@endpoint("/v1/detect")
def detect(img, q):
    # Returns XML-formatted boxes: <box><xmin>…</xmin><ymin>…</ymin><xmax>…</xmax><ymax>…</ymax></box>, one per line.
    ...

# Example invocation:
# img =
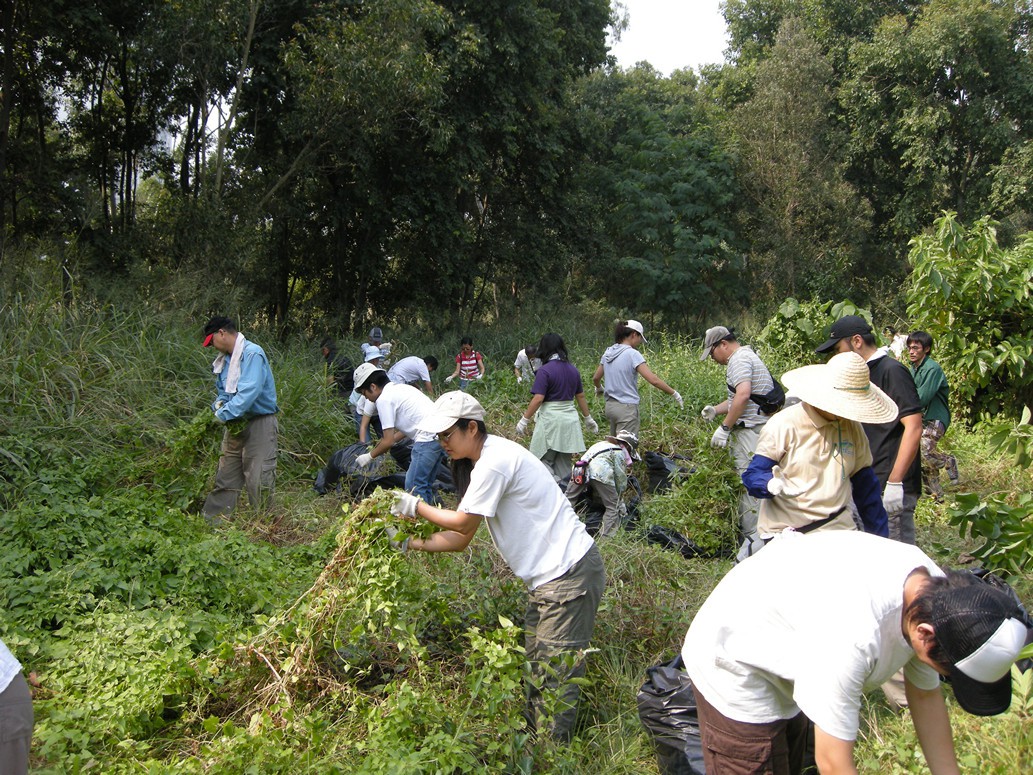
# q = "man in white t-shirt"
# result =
<box><xmin>682</xmin><ymin>530</ymin><xmax>1030</xmax><ymax>774</ymax></box>
<box><xmin>388</xmin><ymin>355</ymin><xmax>437</xmax><ymax>395</ymax></box>
<box><xmin>388</xmin><ymin>391</ymin><xmax>605</xmax><ymax>741</ymax></box>
<box><xmin>513</xmin><ymin>345</ymin><xmax>541</xmax><ymax>384</ymax></box>
<box><xmin>353</xmin><ymin>363</ymin><xmax>444</xmax><ymax>503</ymax></box>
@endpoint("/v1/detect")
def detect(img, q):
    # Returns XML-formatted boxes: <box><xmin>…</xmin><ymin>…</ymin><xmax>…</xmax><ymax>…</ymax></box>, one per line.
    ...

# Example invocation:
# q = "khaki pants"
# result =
<box><xmin>730</xmin><ymin>424</ymin><xmax>765</xmax><ymax>561</ymax></box>
<box><xmin>525</xmin><ymin>544</ymin><xmax>605</xmax><ymax>741</ymax></box>
<box><xmin>604</xmin><ymin>399</ymin><xmax>640</xmax><ymax>437</ymax></box>
<box><xmin>202</xmin><ymin>413</ymin><xmax>278</xmax><ymax>521</ymax></box>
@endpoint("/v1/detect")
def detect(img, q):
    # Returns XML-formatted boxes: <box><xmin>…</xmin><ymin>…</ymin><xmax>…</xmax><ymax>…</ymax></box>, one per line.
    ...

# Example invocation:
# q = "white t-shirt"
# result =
<box><xmin>388</xmin><ymin>355</ymin><xmax>431</xmax><ymax>385</ymax></box>
<box><xmin>600</xmin><ymin>343</ymin><xmax>646</xmax><ymax>404</ymax></box>
<box><xmin>363</xmin><ymin>382</ymin><xmax>435</xmax><ymax>443</ymax></box>
<box><xmin>459</xmin><ymin>435</ymin><xmax>595</xmax><ymax>589</ymax></box>
<box><xmin>514</xmin><ymin>350</ymin><xmax>542</xmax><ymax>380</ymax></box>
<box><xmin>682</xmin><ymin>531</ymin><xmax>943</xmax><ymax>742</ymax></box>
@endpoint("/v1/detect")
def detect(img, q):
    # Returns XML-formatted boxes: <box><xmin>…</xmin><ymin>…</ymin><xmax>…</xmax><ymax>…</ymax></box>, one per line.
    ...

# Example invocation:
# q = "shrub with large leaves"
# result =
<box><xmin>906</xmin><ymin>212</ymin><xmax>1033</xmax><ymax>422</ymax></box>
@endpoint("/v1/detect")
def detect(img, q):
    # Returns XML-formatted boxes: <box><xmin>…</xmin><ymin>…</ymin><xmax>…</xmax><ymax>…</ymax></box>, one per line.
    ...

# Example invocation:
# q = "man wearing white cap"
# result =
<box><xmin>353</xmin><ymin>362</ymin><xmax>444</xmax><ymax>504</ymax></box>
<box><xmin>592</xmin><ymin>319</ymin><xmax>682</xmax><ymax>437</ymax></box>
<box><xmin>700</xmin><ymin>325</ymin><xmax>778</xmax><ymax>560</ymax></box>
<box><xmin>387</xmin><ymin>391</ymin><xmax>605</xmax><ymax>741</ymax></box>
<box><xmin>742</xmin><ymin>352</ymin><xmax>893</xmax><ymax>540</ymax></box>
<box><xmin>682</xmin><ymin>529</ymin><xmax>1031</xmax><ymax>774</ymax></box>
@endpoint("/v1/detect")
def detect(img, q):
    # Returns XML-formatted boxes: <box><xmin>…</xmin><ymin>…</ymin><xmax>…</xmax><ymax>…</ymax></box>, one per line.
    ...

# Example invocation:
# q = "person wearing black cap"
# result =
<box><xmin>200</xmin><ymin>316</ymin><xmax>279</xmax><ymax>521</ymax></box>
<box><xmin>682</xmin><ymin>530</ymin><xmax>1031</xmax><ymax>775</ymax></box>
<box><xmin>816</xmin><ymin>314</ymin><xmax>923</xmax><ymax>544</ymax></box>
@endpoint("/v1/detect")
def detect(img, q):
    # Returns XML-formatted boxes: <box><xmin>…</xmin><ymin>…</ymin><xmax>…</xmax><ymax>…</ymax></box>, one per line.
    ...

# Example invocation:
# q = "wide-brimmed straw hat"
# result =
<box><xmin>781</xmin><ymin>352</ymin><xmax>898</xmax><ymax>423</ymax></box>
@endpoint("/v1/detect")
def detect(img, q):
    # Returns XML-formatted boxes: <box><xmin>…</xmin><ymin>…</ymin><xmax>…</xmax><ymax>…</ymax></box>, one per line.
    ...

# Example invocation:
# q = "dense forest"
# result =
<box><xmin>4</xmin><ymin>0</ymin><xmax>1033</xmax><ymax>332</ymax></box>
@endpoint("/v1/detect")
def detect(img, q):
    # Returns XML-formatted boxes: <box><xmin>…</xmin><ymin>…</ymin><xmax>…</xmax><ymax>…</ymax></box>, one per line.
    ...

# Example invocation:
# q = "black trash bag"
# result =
<box><xmin>646</xmin><ymin>525</ymin><xmax>706</xmax><ymax>559</ymax></box>
<box><xmin>637</xmin><ymin>655</ymin><xmax>706</xmax><ymax>775</ymax></box>
<box><xmin>644</xmin><ymin>451</ymin><xmax>695</xmax><ymax>493</ymax></box>
<box><xmin>623</xmin><ymin>474</ymin><xmax>643</xmax><ymax>530</ymax></box>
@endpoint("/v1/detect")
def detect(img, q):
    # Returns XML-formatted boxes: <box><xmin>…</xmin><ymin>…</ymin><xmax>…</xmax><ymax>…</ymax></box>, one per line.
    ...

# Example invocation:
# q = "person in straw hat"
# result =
<box><xmin>742</xmin><ymin>351</ymin><xmax>896</xmax><ymax>541</ymax></box>
<box><xmin>387</xmin><ymin>391</ymin><xmax>605</xmax><ymax>742</ymax></box>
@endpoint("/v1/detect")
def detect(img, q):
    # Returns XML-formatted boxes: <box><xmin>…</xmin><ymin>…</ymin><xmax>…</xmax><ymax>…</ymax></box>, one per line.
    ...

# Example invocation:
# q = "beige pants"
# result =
<box><xmin>202</xmin><ymin>413</ymin><xmax>278</xmax><ymax>521</ymax></box>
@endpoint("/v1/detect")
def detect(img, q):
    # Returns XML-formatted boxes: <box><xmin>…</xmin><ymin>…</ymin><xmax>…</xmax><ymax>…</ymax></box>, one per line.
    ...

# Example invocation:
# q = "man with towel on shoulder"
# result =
<box><xmin>201</xmin><ymin>316</ymin><xmax>279</xmax><ymax>522</ymax></box>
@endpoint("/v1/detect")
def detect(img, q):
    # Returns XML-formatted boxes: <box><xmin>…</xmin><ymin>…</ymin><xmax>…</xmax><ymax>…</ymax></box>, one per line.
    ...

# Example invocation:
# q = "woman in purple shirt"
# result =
<box><xmin>515</xmin><ymin>333</ymin><xmax>599</xmax><ymax>480</ymax></box>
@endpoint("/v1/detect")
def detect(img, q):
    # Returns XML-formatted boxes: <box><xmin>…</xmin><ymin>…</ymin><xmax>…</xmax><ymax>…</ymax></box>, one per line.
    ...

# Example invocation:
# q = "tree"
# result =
<box><xmin>730</xmin><ymin>17</ymin><xmax>870</xmax><ymax>308</ymax></box>
<box><xmin>907</xmin><ymin>211</ymin><xmax>1033</xmax><ymax>421</ymax></box>
<box><xmin>571</xmin><ymin>65</ymin><xmax>741</xmax><ymax>326</ymax></box>
<box><xmin>842</xmin><ymin>0</ymin><xmax>1033</xmax><ymax>263</ymax></box>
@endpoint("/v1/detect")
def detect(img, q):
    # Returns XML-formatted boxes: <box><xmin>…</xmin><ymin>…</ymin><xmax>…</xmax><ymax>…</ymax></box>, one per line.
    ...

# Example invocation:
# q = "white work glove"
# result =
<box><xmin>672</xmin><ymin>391</ymin><xmax>684</xmax><ymax>409</ymax></box>
<box><xmin>767</xmin><ymin>477</ymin><xmax>804</xmax><ymax>497</ymax></box>
<box><xmin>516</xmin><ymin>375</ymin><xmax>523</xmax><ymax>384</ymax></box>
<box><xmin>710</xmin><ymin>425</ymin><xmax>731</xmax><ymax>449</ymax></box>
<box><xmin>212</xmin><ymin>399</ymin><xmax>225</xmax><ymax>413</ymax></box>
<box><xmin>584</xmin><ymin>415</ymin><xmax>599</xmax><ymax>434</ymax></box>
<box><xmin>390</xmin><ymin>491</ymin><xmax>422</xmax><ymax>519</ymax></box>
<box><xmin>445</xmin><ymin>374</ymin><xmax>455</xmax><ymax>383</ymax></box>
<box><xmin>383</xmin><ymin>525</ymin><xmax>409</xmax><ymax>553</ymax></box>
<box><xmin>515</xmin><ymin>416</ymin><xmax>530</xmax><ymax>436</ymax></box>
<box><xmin>475</xmin><ymin>372</ymin><xmax>483</xmax><ymax>380</ymax></box>
<box><xmin>882</xmin><ymin>482</ymin><xmax>905</xmax><ymax>516</ymax></box>
<box><xmin>701</xmin><ymin>405</ymin><xmax>717</xmax><ymax>422</ymax></box>
<box><xmin>355</xmin><ymin>453</ymin><xmax>374</xmax><ymax>469</ymax></box>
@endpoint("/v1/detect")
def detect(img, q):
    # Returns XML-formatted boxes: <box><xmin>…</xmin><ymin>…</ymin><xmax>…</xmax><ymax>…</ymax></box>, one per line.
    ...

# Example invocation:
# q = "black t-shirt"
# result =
<box><xmin>864</xmin><ymin>354</ymin><xmax>923</xmax><ymax>495</ymax></box>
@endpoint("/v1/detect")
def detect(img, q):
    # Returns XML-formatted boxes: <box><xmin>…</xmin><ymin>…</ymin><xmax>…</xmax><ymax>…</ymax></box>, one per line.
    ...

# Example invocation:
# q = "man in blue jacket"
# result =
<box><xmin>201</xmin><ymin>316</ymin><xmax>279</xmax><ymax>522</ymax></box>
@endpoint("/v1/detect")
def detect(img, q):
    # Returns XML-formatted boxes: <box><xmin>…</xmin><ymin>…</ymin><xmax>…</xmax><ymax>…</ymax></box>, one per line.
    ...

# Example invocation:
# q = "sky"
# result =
<box><xmin>607</xmin><ymin>0</ymin><xmax>730</xmax><ymax>75</ymax></box>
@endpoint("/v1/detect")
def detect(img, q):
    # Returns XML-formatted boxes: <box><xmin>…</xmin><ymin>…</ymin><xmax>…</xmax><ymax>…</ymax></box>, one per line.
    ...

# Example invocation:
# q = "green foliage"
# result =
<box><xmin>906</xmin><ymin>212</ymin><xmax>1033</xmax><ymax>421</ymax></box>
<box><xmin>988</xmin><ymin>406</ymin><xmax>1033</xmax><ymax>469</ymax></box>
<box><xmin>947</xmin><ymin>492</ymin><xmax>1033</xmax><ymax>577</ymax></box>
<box><xmin>730</xmin><ymin>16</ymin><xmax>871</xmax><ymax>310</ymax></box>
<box><xmin>756</xmin><ymin>297</ymin><xmax>870</xmax><ymax>370</ymax></box>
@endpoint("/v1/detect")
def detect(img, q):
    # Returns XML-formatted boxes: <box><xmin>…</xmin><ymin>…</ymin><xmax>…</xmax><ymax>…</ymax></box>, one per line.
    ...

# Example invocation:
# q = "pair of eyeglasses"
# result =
<box><xmin>438</xmin><ymin>427</ymin><xmax>460</xmax><ymax>445</ymax></box>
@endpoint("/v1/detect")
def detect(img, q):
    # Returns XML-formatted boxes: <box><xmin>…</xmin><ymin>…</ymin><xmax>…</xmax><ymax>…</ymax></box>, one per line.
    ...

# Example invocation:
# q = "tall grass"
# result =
<box><xmin>1</xmin><ymin>276</ymin><xmax>1031</xmax><ymax>774</ymax></box>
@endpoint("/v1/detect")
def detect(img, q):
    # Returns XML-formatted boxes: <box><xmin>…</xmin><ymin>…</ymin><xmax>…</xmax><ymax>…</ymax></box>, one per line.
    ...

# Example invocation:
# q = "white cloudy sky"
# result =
<box><xmin>607</xmin><ymin>0</ymin><xmax>729</xmax><ymax>75</ymax></box>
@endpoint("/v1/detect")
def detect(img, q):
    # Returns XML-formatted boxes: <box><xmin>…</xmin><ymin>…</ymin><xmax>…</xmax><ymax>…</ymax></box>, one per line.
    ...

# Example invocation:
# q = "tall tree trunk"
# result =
<box><xmin>0</xmin><ymin>0</ymin><xmax>17</xmax><ymax>265</ymax></box>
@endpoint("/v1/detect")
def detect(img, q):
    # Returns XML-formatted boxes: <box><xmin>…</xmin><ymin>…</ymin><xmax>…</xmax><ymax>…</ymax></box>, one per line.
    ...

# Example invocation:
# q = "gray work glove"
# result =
<box><xmin>515</xmin><ymin>416</ymin><xmax>530</xmax><ymax>436</ymax></box>
<box><xmin>882</xmin><ymin>482</ymin><xmax>904</xmax><ymax>516</ymax></box>
<box><xmin>701</xmin><ymin>405</ymin><xmax>717</xmax><ymax>422</ymax></box>
<box><xmin>383</xmin><ymin>525</ymin><xmax>409</xmax><ymax>553</ymax></box>
<box><xmin>710</xmin><ymin>425</ymin><xmax>731</xmax><ymax>449</ymax></box>
<box><xmin>390</xmin><ymin>491</ymin><xmax>421</xmax><ymax>519</ymax></box>
<box><xmin>584</xmin><ymin>415</ymin><xmax>599</xmax><ymax>434</ymax></box>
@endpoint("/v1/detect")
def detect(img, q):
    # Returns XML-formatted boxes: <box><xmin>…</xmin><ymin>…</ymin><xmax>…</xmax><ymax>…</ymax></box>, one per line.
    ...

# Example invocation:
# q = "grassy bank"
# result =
<box><xmin>1</xmin><ymin>287</ymin><xmax>1030</xmax><ymax>773</ymax></box>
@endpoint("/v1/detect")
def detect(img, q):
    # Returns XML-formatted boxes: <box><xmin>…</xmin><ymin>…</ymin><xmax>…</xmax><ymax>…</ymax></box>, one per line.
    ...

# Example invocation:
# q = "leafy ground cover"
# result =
<box><xmin>1</xmin><ymin>287</ymin><xmax>1030</xmax><ymax>773</ymax></box>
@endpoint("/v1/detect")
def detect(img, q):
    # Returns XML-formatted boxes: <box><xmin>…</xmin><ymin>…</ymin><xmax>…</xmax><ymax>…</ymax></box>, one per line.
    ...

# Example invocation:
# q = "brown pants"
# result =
<box><xmin>695</xmin><ymin>687</ymin><xmax>812</xmax><ymax>774</ymax></box>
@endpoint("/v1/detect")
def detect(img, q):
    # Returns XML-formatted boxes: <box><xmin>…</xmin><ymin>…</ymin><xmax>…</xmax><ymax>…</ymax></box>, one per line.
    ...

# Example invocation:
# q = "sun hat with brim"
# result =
<box><xmin>363</xmin><ymin>347</ymin><xmax>384</xmax><ymax>362</ymax></box>
<box><xmin>418</xmin><ymin>391</ymin><xmax>487</xmax><ymax>435</ymax></box>
<box><xmin>932</xmin><ymin>582</ymin><xmax>1031</xmax><ymax>716</ymax></box>
<box><xmin>606</xmin><ymin>430</ymin><xmax>641</xmax><ymax>461</ymax></box>
<box><xmin>780</xmin><ymin>352</ymin><xmax>898</xmax><ymax>424</ymax></box>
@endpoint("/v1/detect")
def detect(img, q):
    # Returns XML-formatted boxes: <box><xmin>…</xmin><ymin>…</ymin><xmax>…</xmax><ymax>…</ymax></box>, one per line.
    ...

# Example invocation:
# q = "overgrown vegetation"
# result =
<box><xmin>1</xmin><ymin>277</ymin><xmax>1030</xmax><ymax>773</ymax></box>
